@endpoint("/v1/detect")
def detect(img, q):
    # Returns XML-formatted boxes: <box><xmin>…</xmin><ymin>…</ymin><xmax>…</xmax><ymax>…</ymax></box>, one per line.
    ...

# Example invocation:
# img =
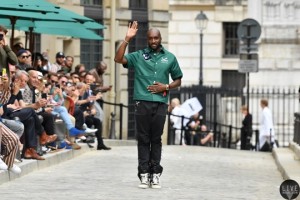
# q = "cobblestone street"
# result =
<box><xmin>0</xmin><ymin>146</ymin><xmax>284</xmax><ymax>200</ymax></box>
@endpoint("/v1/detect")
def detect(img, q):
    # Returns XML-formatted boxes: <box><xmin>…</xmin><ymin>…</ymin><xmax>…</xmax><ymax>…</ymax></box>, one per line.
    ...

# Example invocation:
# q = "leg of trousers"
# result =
<box><xmin>9</xmin><ymin>107</ymin><xmax>44</xmax><ymax>136</ymax></box>
<box><xmin>0</xmin><ymin>122</ymin><xmax>19</xmax><ymax>168</ymax></box>
<box><xmin>39</xmin><ymin>112</ymin><xmax>55</xmax><ymax>135</ymax></box>
<box><xmin>74</xmin><ymin>107</ymin><xmax>85</xmax><ymax>130</ymax></box>
<box><xmin>135</xmin><ymin>101</ymin><xmax>167</xmax><ymax>174</ymax></box>
<box><xmin>2</xmin><ymin>119</ymin><xmax>24</xmax><ymax>138</ymax></box>
<box><xmin>23</xmin><ymin>117</ymin><xmax>38</xmax><ymax>148</ymax></box>
<box><xmin>85</xmin><ymin>115</ymin><xmax>103</xmax><ymax>146</ymax></box>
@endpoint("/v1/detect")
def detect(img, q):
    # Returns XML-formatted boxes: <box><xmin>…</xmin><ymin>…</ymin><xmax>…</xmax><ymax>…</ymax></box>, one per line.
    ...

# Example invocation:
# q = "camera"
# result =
<box><xmin>0</xmin><ymin>34</ymin><xmax>3</xmax><ymax>40</ymax></box>
<box><xmin>90</xmin><ymin>83</ymin><xmax>102</xmax><ymax>95</ymax></box>
<box><xmin>55</xmin><ymin>84</ymin><xmax>60</xmax><ymax>88</ymax></box>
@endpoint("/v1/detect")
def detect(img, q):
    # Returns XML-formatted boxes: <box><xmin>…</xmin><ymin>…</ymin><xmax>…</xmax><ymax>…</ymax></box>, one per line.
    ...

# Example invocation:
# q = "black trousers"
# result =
<box><xmin>74</xmin><ymin>107</ymin><xmax>85</xmax><ymax>130</ymax></box>
<box><xmin>135</xmin><ymin>100</ymin><xmax>167</xmax><ymax>175</ymax></box>
<box><xmin>85</xmin><ymin>115</ymin><xmax>103</xmax><ymax>146</ymax></box>
<box><xmin>38</xmin><ymin>112</ymin><xmax>55</xmax><ymax>135</ymax></box>
<box><xmin>8</xmin><ymin>108</ymin><xmax>44</xmax><ymax>148</ymax></box>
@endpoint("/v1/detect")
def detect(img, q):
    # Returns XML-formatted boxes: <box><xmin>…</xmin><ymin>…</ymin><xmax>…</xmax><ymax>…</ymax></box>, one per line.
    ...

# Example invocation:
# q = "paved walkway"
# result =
<box><xmin>0</xmin><ymin>145</ymin><xmax>284</xmax><ymax>200</ymax></box>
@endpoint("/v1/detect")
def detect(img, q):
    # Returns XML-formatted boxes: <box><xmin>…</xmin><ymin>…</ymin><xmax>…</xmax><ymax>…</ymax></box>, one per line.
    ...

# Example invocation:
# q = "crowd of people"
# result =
<box><xmin>0</xmin><ymin>25</ymin><xmax>111</xmax><ymax>175</ymax></box>
<box><xmin>169</xmin><ymin>97</ymin><xmax>277</xmax><ymax>152</ymax></box>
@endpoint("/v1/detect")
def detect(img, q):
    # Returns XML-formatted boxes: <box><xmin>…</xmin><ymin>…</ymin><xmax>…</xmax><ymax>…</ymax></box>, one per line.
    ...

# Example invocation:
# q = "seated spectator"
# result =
<box><xmin>70</xmin><ymin>72</ymin><xmax>80</xmax><ymax>84</ymax></box>
<box><xmin>16</xmin><ymin>49</ymin><xmax>31</xmax><ymax>70</ymax></box>
<box><xmin>22</xmin><ymin>70</ymin><xmax>57</xmax><ymax>153</ymax></box>
<box><xmin>49</xmin><ymin>51</ymin><xmax>65</xmax><ymax>73</ymax></box>
<box><xmin>32</xmin><ymin>52</ymin><xmax>48</xmax><ymax>75</ymax></box>
<box><xmin>79</xmin><ymin>70</ymin><xmax>87</xmax><ymax>82</ymax></box>
<box><xmin>75</xmin><ymin>82</ymin><xmax>111</xmax><ymax>150</ymax></box>
<box><xmin>3</xmin><ymin>70</ymin><xmax>57</xmax><ymax>160</ymax></box>
<box><xmin>0</xmin><ymin>121</ymin><xmax>22</xmax><ymax>174</ymax></box>
<box><xmin>185</xmin><ymin>112</ymin><xmax>213</xmax><ymax>146</ymax></box>
<box><xmin>195</xmin><ymin>125</ymin><xmax>214</xmax><ymax>146</ymax></box>
<box><xmin>74</xmin><ymin>64</ymin><xmax>86</xmax><ymax>74</ymax></box>
<box><xmin>63</xmin><ymin>56</ymin><xmax>74</xmax><ymax>73</ymax></box>
<box><xmin>89</xmin><ymin>61</ymin><xmax>112</xmax><ymax>93</ymax></box>
<box><xmin>47</xmin><ymin>73</ymin><xmax>86</xmax><ymax>138</ymax></box>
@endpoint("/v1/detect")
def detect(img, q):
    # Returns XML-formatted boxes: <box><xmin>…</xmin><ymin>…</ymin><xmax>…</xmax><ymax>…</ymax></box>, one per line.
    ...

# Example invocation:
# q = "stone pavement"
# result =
<box><xmin>0</xmin><ymin>139</ymin><xmax>290</xmax><ymax>200</ymax></box>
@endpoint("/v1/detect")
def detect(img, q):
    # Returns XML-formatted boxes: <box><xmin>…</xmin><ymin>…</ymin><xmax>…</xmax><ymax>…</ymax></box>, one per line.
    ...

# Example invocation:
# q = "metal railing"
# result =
<box><xmin>169</xmin><ymin>85</ymin><xmax>298</xmax><ymax>148</ymax></box>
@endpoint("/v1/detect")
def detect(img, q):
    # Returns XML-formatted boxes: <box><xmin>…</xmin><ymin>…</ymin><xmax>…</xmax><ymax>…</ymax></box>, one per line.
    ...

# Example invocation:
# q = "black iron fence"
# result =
<box><xmin>169</xmin><ymin>85</ymin><xmax>299</xmax><ymax>149</ymax></box>
<box><xmin>294</xmin><ymin>112</ymin><xmax>300</xmax><ymax>145</ymax></box>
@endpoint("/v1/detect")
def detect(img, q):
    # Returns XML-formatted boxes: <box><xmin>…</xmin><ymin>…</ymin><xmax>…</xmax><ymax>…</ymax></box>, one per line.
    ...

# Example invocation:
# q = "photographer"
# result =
<box><xmin>0</xmin><ymin>25</ymin><xmax>18</xmax><ymax>75</ymax></box>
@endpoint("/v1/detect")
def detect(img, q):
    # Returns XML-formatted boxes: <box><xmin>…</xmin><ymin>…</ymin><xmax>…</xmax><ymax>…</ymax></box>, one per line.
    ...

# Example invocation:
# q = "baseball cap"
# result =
<box><xmin>56</xmin><ymin>52</ymin><xmax>65</xmax><ymax>58</ymax></box>
<box><xmin>17</xmin><ymin>49</ymin><xmax>27</xmax><ymax>57</ymax></box>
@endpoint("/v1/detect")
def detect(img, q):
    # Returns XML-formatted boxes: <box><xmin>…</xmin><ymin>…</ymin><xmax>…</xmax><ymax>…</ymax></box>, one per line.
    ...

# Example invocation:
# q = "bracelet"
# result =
<box><xmin>123</xmin><ymin>40</ymin><xmax>129</xmax><ymax>44</ymax></box>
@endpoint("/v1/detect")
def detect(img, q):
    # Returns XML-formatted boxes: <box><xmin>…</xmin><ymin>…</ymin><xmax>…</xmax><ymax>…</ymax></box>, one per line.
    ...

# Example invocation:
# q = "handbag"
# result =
<box><xmin>260</xmin><ymin>129</ymin><xmax>274</xmax><ymax>152</ymax></box>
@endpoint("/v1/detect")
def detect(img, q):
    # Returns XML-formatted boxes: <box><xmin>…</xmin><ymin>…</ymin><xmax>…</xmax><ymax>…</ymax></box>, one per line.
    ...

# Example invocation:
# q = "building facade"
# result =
<box><xmin>9</xmin><ymin>0</ymin><xmax>300</xmax><ymax>141</ymax></box>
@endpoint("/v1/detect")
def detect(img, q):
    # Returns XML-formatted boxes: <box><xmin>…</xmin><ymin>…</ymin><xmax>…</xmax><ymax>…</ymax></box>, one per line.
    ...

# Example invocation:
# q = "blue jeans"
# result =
<box><xmin>52</xmin><ymin>106</ymin><xmax>73</xmax><ymax>130</ymax></box>
<box><xmin>2</xmin><ymin>119</ymin><xmax>24</xmax><ymax>138</ymax></box>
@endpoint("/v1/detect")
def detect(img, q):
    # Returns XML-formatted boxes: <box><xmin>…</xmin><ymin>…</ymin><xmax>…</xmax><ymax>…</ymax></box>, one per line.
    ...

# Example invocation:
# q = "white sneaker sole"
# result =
<box><xmin>138</xmin><ymin>184</ymin><xmax>149</xmax><ymax>189</ymax></box>
<box><xmin>151</xmin><ymin>184</ymin><xmax>161</xmax><ymax>189</ymax></box>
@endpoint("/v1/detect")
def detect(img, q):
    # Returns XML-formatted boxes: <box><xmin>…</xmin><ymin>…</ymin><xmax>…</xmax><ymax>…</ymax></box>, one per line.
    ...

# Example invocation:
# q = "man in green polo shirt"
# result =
<box><xmin>115</xmin><ymin>21</ymin><xmax>183</xmax><ymax>189</ymax></box>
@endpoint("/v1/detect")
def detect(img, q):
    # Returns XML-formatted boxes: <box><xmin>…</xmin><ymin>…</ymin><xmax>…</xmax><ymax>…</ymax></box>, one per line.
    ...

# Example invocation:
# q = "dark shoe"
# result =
<box><xmin>97</xmin><ymin>145</ymin><xmax>111</xmax><ymax>150</ymax></box>
<box><xmin>40</xmin><ymin>132</ymin><xmax>57</xmax><ymax>145</ymax></box>
<box><xmin>23</xmin><ymin>148</ymin><xmax>45</xmax><ymax>160</ymax></box>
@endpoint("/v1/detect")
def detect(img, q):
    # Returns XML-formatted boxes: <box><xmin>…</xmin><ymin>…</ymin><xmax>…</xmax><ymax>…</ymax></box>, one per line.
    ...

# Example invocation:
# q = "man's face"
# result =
<box><xmin>25</xmin><ymin>50</ymin><xmax>32</xmax><ymax>65</ymax></box>
<box><xmin>56</xmin><ymin>56</ymin><xmax>65</xmax><ymax>65</ymax></box>
<box><xmin>18</xmin><ymin>52</ymin><xmax>29</xmax><ymax>64</ymax></box>
<box><xmin>147</xmin><ymin>30</ymin><xmax>162</xmax><ymax>51</ymax></box>
<box><xmin>50</xmin><ymin>75</ymin><xmax>58</xmax><ymax>86</ymax></box>
<box><xmin>65</xmin><ymin>57</ymin><xmax>73</xmax><ymax>68</ymax></box>
<box><xmin>85</xmin><ymin>74</ymin><xmax>94</xmax><ymax>85</ymax></box>
<box><xmin>16</xmin><ymin>74</ymin><xmax>29</xmax><ymax>88</ymax></box>
<box><xmin>59</xmin><ymin>77</ymin><xmax>68</xmax><ymax>88</ymax></box>
<box><xmin>97</xmin><ymin>64</ymin><xmax>107</xmax><ymax>75</ymax></box>
<box><xmin>9</xmin><ymin>65</ymin><xmax>16</xmax><ymax>78</ymax></box>
<box><xmin>29</xmin><ymin>71</ymin><xmax>39</xmax><ymax>86</ymax></box>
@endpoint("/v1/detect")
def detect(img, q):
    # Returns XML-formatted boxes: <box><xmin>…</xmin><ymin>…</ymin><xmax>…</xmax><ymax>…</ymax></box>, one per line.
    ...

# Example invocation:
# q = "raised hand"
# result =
<box><xmin>126</xmin><ymin>21</ymin><xmax>138</xmax><ymax>40</ymax></box>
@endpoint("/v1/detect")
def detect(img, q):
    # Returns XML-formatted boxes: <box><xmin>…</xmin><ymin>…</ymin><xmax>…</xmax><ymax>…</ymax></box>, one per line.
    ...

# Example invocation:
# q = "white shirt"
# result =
<box><xmin>259</xmin><ymin>106</ymin><xmax>276</xmax><ymax>148</ymax></box>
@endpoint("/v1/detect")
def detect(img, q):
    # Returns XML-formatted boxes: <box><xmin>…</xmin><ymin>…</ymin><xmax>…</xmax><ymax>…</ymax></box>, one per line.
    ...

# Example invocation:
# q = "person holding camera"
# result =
<box><xmin>74</xmin><ymin>81</ymin><xmax>111</xmax><ymax>150</ymax></box>
<box><xmin>0</xmin><ymin>25</ymin><xmax>18</xmax><ymax>75</ymax></box>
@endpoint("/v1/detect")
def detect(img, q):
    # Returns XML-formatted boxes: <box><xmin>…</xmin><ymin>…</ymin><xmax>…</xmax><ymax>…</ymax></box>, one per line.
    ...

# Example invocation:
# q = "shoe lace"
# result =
<box><xmin>140</xmin><ymin>174</ymin><xmax>149</xmax><ymax>184</ymax></box>
<box><xmin>152</xmin><ymin>173</ymin><xmax>160</xmax><ymax>184</ymax></box>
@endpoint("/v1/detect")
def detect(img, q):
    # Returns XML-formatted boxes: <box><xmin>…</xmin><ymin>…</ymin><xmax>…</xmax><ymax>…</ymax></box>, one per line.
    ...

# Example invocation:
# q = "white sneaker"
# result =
<box><xmin>151</xmin><ymin>173</ymin><xmax>161</xmax><ymax>189</ymax></box>
<box><xmin>0</xmin><ymin>158</ymin><xmax>8</xmax><ymax>170</ymax></box>
<box><xmin>138</xmin><ymin>173</ymin><xmax>150</xmax><ymax>189</ymax></box>
<box><xmin>9</xmin><ymin>164</ymin><xmax>21</xmax><ymax>174</ymax></box>
<box><xmin>85</xmin><ymin>127</ymin><xmax>98</xmax><ymax>134</ymax></box>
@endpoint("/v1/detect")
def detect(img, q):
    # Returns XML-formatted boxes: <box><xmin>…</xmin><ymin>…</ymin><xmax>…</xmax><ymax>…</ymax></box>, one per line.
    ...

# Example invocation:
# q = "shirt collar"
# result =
<box><xmin>145</xmin><ymin>45</ymin><xmax>165</xmax><ymax>54</ymax></box>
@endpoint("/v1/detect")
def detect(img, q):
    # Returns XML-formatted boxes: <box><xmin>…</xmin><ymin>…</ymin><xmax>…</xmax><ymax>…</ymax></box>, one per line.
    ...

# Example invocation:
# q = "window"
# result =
<box><xmin>223</xmin><ymin>22</ymin><xmax>239</xmax><ymax>57</ymax></box>
<box><xmin>222</xmin><ymin>70</ymin><xmax>245</xmax><ymax>91</ymax></box>
<box><xmin>129</xmin><ymin>0</ymin><xmax>147</xmax><ymax>10</ymax></box>
<box><xmin>34</xmin><ymin>34</ymin><xmax>41</xmax><ymax>53</ymax></box>
<box><xmin>80</xmin><ymin>0</ymin><xmax>101</xmax><ymax>6</ymax></box>
<box><xmin>80</xmin><ymin>28</ymin><xmax>103</xmax><ymax>70</ymax></box>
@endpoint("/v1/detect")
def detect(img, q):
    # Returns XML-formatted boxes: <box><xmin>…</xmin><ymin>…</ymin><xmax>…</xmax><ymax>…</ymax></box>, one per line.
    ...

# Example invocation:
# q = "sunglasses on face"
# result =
<box><xmin>21</xmin><ymin>55</ymin><xmax>30</xmax><ymax>59</ymax></box>
<box><xmin>51</xmin><ymin>80</ymin><xmax>58</xmax><ymax>84</ymax></box>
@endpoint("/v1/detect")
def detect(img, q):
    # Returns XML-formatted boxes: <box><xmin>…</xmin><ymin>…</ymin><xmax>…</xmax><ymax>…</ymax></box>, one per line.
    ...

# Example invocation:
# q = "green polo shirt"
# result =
<box><xmin>124</xmin><ymin>46</ymin><xmax>183</xmax><ymax>104</ymax></box>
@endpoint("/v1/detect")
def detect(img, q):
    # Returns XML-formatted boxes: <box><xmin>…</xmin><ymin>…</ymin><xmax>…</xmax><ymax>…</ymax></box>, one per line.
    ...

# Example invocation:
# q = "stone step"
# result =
<box><xmin>0</xmin><ymin>139</ymin><xmax>136</xmax><ymax>185</ymax></box>
<box><xmin>272</xmin><ymin>141</ymin><xmax>300</xmax><ymax>200</ymax></box>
